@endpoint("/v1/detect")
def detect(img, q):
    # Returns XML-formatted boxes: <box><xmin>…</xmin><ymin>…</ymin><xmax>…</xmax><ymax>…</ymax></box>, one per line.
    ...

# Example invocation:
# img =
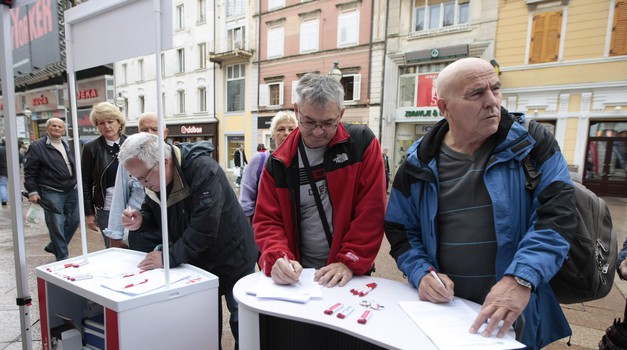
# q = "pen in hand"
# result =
<box><xmin>429</xmin><ymin>267</ymin><xmax>454</xmax><ymax>302</ymax></box>
<box><xmin>127</xmin><ymin>205</ymin><xmax>135</xmax><ymax>221</ymax></box>
<box><xmin>283</xmin><ymin>253</ymin><xmax>301</xmax><ymax>286</ymax></box>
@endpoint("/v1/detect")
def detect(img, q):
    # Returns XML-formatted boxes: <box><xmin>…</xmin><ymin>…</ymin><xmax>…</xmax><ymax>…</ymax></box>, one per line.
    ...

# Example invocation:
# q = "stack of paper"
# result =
<box><xmin>247</xmin><ymin>268</ymin><xmax>322</xmax><ymax>303</ymax></box>
<box><xmin>399</xmin><ymin>300</ymin><xmax>525</xmax><ymax>350</ymax></box>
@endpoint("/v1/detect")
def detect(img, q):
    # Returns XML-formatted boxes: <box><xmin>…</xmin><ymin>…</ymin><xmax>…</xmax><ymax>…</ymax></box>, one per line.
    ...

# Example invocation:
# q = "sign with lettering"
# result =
<box><xmin>10</xmin><ymin>0</ymin><xmax>61</xmax><ymax>75</ymax></box>
<box><xmin>417</xmin><ymin>74</ymin><xmax>438</xmax><ymax>107</ymax></box>
<box><xmin>181</xmin><ymin>125</ymin><xmax>203</xmax><ymax>134</ymax></box>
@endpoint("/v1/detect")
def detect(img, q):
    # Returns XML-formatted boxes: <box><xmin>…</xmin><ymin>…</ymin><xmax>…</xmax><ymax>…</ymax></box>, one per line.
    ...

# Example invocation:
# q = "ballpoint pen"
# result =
<box><xmin>283</xmin><ymin>253</ymin><xmax>301</xmax><ymax>286</ymax></box>
<box><xmin>428</xmin><ymin>267</ymin><xmax>454</xmax><ymax>302</ymax></box>
<box><xmin>124</xmin><ymin>279</ymin><xmax>148</xmax><ymax>289</ymax></box>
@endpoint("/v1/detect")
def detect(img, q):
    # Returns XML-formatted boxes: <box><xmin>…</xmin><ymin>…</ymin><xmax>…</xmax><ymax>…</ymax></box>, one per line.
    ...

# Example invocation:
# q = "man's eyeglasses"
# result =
<box><xmin>298</xmin><ymin>118</ymin><xmax>340</xmax><ymax>132</ymax></box>
<box><xmin>130</xmin><ymin>165</ymin><xmax>156</xmax><ymax>184</ymax></box>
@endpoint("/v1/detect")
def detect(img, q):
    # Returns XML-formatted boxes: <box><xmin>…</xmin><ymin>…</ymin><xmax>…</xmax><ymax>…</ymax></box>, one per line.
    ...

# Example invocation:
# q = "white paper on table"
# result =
<box><xmin>101</xmin><ymin>269</ymin><xmax>191</xmax><ymax>295</ymax></box>
<box><xmin>85</xmin><ymin>252</ymin><xmax>145</xmax><ymax>278</ymax></box>
<box><xmin>249</xmin><ymin>268</ymin><xmax>322</xmax><ymax>303</ymax></box>
<box><xmin>399</xmin><ymin>300</ymin><xmax>525</xmax><ymax>350</ymax></box>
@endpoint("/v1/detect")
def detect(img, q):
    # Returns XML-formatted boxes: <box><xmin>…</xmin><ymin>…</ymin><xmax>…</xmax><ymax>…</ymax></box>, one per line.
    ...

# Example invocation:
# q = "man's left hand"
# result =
<box><xmin>138</xmin><ymin>251</ymin><xmax>164</xmax><ymax>270</ymax></box>
<box><xmin>469</xmin><ymin>276</ymin><xmax>531</xmax><ymax>338</ymax></box>
<box><xmin>314</xmin><ymin>262</ymin><xmax>353</xmax><ymax>287</ymax></box>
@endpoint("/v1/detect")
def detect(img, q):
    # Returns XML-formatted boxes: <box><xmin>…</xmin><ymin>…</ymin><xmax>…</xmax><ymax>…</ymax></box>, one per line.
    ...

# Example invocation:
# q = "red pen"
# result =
<box><xmin>46</xmin><ymin>263</ymin><xmax>74</xmax><ymax>272</ymax></box>
<box><xmin>337</xmin><ymin>306</ymin><xmax>355</xmax><ymax>319</ymax></box>
<box><xmin>69</xmin><ymin>274</ymin><xmax>93</xmax><ymax>281</ymax></box>
<box><xmin>123</xmin><ymin>270</ymin><xmax>147</xmax><ymax>278</ymax></box>
<box><xmin>124</xmin><ymin>279</ymin><xmax>148</xmax><ymax>289</ymax></box>
<box><xmin>72</xmin><ymin>260</ymin><xmax>89</xmax><ymax>268</ymax></box>
<box><xmin>324</xmin><ymin>302</ymin><xmax>343</xmax><ymax>315</ymax></box>
<box><xmin>358</xmin><ymin>310</ymin><xmax>372</xmax><ymax>324</ymax></box>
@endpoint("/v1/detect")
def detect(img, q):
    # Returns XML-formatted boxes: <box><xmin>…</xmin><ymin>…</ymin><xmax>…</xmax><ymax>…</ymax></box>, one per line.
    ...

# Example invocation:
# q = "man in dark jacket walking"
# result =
<box><xmin>118</xmin><ymin>133</ymin><xmax>258</xmax><ymax>350</ymax></box>
<box><xmin>23</xmin><ymin>118</ymin><xmax>79</xmax><ymax>261</ymax></box>
<box><xmin>233</xmin><ymin>144</ymin><xmax>247</xmax><ymax>187</ymax></box>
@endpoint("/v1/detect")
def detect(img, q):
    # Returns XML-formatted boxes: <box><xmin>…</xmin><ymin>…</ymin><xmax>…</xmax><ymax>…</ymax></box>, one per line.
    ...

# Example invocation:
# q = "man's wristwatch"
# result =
<box><xmin>514</xmin><ymin>276</ymin><xmax>533</xmax><ymax>290</ymax></box>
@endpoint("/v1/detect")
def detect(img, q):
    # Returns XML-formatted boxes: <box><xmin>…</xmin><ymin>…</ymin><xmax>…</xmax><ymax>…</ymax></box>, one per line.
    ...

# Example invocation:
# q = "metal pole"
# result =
<box><xmin>0</xmin><ymin>5</ymin><xmax>33</xmax><ymax>350</ymax></box>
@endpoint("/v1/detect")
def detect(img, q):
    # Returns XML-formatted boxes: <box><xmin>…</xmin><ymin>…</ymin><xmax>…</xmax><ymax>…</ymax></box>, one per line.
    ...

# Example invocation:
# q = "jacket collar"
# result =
<box><xmin>144</xmin><ymin>144</ymin><xmax>190</xmax><ymax>206</ymax></box>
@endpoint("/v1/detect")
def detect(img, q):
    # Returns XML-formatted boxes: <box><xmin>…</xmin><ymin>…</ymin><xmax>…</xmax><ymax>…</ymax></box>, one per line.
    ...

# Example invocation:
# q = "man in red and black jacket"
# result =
<box><xmin>254</xmin><ymin>73</ymin><xmax>386</xmax><ymax>288</ymax></box>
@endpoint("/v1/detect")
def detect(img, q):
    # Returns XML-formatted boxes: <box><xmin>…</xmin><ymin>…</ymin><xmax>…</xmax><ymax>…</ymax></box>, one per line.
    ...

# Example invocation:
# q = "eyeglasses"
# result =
<box><xmin>130</xmin><ymin>165</ymin><xmax>157</xmax><ymax>184</ymax></box>
<box><xmin>298</xmin><ymin>116</ymin><xmax>340</xmax><ymax>132</ymax></box>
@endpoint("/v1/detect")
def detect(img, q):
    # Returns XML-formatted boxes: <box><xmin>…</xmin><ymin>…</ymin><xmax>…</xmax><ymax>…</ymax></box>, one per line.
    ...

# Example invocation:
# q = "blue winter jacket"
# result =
<box><xmin>385</xmin><ymin>109</ymin><xmax>576</xmax><ymax>349</ymax></box>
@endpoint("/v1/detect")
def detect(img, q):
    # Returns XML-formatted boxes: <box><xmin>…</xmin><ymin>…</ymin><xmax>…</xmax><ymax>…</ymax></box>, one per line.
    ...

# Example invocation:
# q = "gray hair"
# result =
<box><xmin>269</xmin><ymin>110</ymin><xmax>297</xmax><ymax>135</ymax></box>
<box><xmin>45</xmin><ymin>118</ymin><xmax>66</xmax><ymax>128</ymax></box>
<box><xmin>118</xmin><ymin>133</ymin><xmax>171</xmax><ymax>168</ymax></box>
<box><xmin>296</xmin><ymin>73</ymin><xmax>344</xmax><ymax>112</ymax></box>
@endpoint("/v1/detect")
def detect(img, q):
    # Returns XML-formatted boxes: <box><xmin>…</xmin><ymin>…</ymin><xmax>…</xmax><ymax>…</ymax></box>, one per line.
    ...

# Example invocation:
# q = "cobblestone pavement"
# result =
<box><xmin>0</xmin><ymin>172</ymin><xmax>625</xmax><ymax>349</ymax></box>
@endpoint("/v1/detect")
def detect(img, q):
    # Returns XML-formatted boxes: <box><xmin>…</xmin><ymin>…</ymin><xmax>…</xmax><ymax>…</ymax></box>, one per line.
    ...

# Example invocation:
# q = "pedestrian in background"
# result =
<box><xmin>81</xmin><ymin>102</ymin><xmax>127</xmax><ymax>248</ymax></box>
<box><xmin>23</xmin><ymin>118</ymin><xmax>79</xmax><ymax>261</ymax></box>
<box><xmin>384</xmin><ymin>57</ymin><xmax>576</xmax><ymax>349</ymax></box>
<box><xmin>118</xmin><ymin>133</ymin><xmax>258</xmax><ymax>349</ymax></box>
<box><xmin>233</xmin><ymin>143</ymin><xmax>247</xmax><ymax>188</ymax></box>
<box><xmin>382</xmin><ymin>148</ymin><xmax>390</xmax><ymax>193</ymax></box>
<box><xmin>239</xmin><ymin>111</ymin><xmax>297</xmax><ymax>224</ymax></box>
<box><xmin>104</xmin><ymin>112</ymin><xmax>167</xmax><ymax>251</ymax></box>
<box><xmin>254</xmin><ymin>73</ymin><xmax>386</xmax><ymax>288</ymax></box>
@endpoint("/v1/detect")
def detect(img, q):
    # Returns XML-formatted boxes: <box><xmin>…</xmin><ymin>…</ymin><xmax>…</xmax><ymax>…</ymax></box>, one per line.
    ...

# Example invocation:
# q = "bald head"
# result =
<box><xmin>436</xmin><ymin>58</ymin><xmax>496</xmax><ymax>101</ymax></box>
<box><xmin>138</xmin><ymin>112</ymin><xmax>168</xmax><ymax>138</ymax></box>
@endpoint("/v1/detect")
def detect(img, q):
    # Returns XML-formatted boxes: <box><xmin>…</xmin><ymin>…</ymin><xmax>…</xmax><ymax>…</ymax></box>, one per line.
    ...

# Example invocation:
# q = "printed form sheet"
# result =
<box><xmin>399</xmin><ymin>299</ymin><xmax>525</xmax><ymax>350</ymax></box>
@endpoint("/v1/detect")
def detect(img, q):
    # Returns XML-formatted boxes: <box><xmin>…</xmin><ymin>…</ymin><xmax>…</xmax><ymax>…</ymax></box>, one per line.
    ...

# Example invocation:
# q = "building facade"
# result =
<box><xmin>495</xmin><ymin>0</ymin><xmax>627</xmax><ymax>196</ymax></box>
<box><xmin>254</xmin><ymin>0</ymin><xmax>387</xmax><ymax>152</ymax></box>
<box><xmin>381</xmin><ymin>0</ymin><xmax>498</xmax><ymax>175</ymax></box>
<box><xmin>115</xmin><ymin>0</ymin><xmax>219</xmax><ymax>157</ymax></box>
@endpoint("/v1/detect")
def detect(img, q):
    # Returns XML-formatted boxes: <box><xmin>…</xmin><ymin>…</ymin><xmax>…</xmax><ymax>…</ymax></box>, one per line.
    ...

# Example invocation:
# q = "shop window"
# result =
<box><xmin>528</xmin><ymin>10</ymin><xmax>562</xmax><ymax>64</ymax></box>
<box><xmin>610</xmin><ymin>0</ymin><xmax>627</xmax><ymax>56</ymax></box>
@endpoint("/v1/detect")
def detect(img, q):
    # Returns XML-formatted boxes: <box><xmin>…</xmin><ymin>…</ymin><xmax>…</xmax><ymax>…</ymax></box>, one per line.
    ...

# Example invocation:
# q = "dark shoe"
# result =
<box><xmin>44</xmin><ymin>245</ymin><xmax>55</xmax><ymax>255</ymax></box>
<box><xmin>1</xmin><ymin>202</ymin><xmax>6</xmax><ymax>206</ymax></box>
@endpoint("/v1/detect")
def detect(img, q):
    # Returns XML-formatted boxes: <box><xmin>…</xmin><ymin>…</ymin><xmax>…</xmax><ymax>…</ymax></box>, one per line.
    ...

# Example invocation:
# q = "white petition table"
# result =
<box><xmin>234</xmin><ymin>272</ymin><xmax>439</xmax><ymax>350</ymax></box>
<box><xmin>36</xmin><ymin>248</ymin><xmax>219</xmax><ymax>350</ymax></box>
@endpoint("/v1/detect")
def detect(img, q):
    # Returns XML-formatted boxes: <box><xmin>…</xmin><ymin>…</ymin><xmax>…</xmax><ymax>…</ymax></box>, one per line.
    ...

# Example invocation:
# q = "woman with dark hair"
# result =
<box><xmin>81</xmin><ymin>102</ymin><xmax>127</xmax><ymax>247</ymax></box>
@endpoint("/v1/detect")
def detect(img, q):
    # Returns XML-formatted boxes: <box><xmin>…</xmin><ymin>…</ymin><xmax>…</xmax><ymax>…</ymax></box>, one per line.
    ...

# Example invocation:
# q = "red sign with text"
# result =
<box><xmin>417</xmin><ymin>74</ymin><xmax>438</xmax><ymax>107</ymax></box>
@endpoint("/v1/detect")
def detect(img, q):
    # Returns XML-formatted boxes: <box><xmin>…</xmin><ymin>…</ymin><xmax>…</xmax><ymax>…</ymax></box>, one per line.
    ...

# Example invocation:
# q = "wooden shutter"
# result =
<box><xmin>529</xmin><ymin>11</ymin><xmax>562</xmax><ymax>63</ymax></box>
<box><xmin>611</xmin><ymin>0</ymin><xmax>627</xmax><ymax>56</ymax></box>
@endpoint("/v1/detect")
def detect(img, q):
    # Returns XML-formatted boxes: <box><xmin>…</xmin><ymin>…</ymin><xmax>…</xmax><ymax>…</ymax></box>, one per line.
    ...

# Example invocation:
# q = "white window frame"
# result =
<box><xmin>176</xmin><ymin>4</ymin><xmax>184</xmax><ymax>30</ymax></box>
<box><xmin>138</xmin><ymin>95</ymin><xmax>145</xmax><ymax>113</ymax></box>
<box><xmin>177</xmin><ymin>89</ymin><xmax>186</xmax><ymax>114</ymax></box>
<box><xmin>137</xmin><ymin>59</ymin><xmax>144</xmax><ymax>81</ymax></box>
<box><xmin>342</xmin><ymin>74</ymin><xmax>361</xmax><ymax>102</ymax></box>
<box><xmin>414</xmin><ymin>0</ymin><xmax>470</xmax><ymax>33</ymax></box>
<box><xmin>177</xmin><ymin>48</ymin><xmax>185</xmax><ymax>73</ymax></box>
<box><xmin>198</xmin><ymin>86</ymin><xmax>207</xmax><ymax>112</ymax></box>
<box><xmin>197</xmin><ymin>0</ymin><xmax>206</xmax><ymax>23</ymax></box>
<box><xmin>338</xmin><ymin>10</ymin><xmax>359</xmax><ymax>47</ymax></box>
<box><xmin>227</xmin><ymin>64</ymin><xmax>245</xmax><ymax>112</ymax></box>
<box><xmin>228</xmin><ymin>26</ymin><xmax>245</xmax><ymax>50</ymax></box>
<box><xmin>198</xmin><ymin>43</ymin><xmax>207</xmax><ymax>69</ymax></box>
<box><xmin>259</xmin><ymin>82</ymin><xmax>284</xmax><ymax>107</ymax></box>
<box><xmin>300</xmin><ymin>18</ymin><xmax>319</xmax><ymax>53</ymax></box>
<box><xmin>267</xmin><ymin>26</ymin><xmax>284</xmax><ymax>58</ymax></box>
<box><xmin>268</xmin><ymin>0</ymin><xmax>285</xmax><ymax>11</ymax></box>
<box><xmin>121</xmin><ymin>63</ymin><xmax>127</xmax><ymax>84</ymax></box>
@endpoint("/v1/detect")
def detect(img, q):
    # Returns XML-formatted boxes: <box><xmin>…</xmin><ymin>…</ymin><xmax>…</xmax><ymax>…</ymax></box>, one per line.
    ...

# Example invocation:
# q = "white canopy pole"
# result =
<box><xmin>0</xmin><ymin>4</ymin><xmax>33</xmax><ymax>349</ymax></box>
<box><xmin>64</xmin><ymin>21</ymin><xmax>90</xmax><ymax>259</ymax></box>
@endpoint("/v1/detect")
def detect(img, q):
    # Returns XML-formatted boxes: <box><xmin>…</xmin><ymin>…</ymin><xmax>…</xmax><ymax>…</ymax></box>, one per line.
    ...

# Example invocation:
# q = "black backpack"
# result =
<box><xmin>522</xmin><ymin>118</ymin><xmax>618</xmax><ymax>304</ymax></box>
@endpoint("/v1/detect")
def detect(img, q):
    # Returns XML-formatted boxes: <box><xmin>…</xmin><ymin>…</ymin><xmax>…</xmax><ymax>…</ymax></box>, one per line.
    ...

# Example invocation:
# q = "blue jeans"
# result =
<box><xmin>0</xmin><ymin>176</ymin><xmax>7</xmax><ymax>203</ymax></box>
<box><xmin>41</xmin><ymin>188</ymin><xmax>80</xmax><ymax>261</ymax></box>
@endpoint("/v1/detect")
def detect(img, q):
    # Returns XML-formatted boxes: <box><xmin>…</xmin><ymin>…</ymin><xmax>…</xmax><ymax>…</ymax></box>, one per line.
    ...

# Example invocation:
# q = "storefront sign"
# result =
<box><xmin>258</xmin><ymin>116</ymin><xmax>272</xmax><ymax>129</ymax></box>
<box><xmin>76</xmin><ymin>77</ymin><xmax>108</xmax><ymax>107</ymax></box>
<box><xmin>181</xmin><ymin>125</ymin><xmax>203</xmax><ymax>134</ymax></box>
<box><xmin>404</xmin><ymin>109</ymin><xmax>441</xmax><ymax>118</ymax></box>
<box><xmin>25</xmin><ymin>87</ymin><xmax>60</xmax><ymax>112</ymax></box>
<box><xmin>417</xmin><ymin>74</ymin><xmax>438</xmax><ymax>107</ymax></box>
